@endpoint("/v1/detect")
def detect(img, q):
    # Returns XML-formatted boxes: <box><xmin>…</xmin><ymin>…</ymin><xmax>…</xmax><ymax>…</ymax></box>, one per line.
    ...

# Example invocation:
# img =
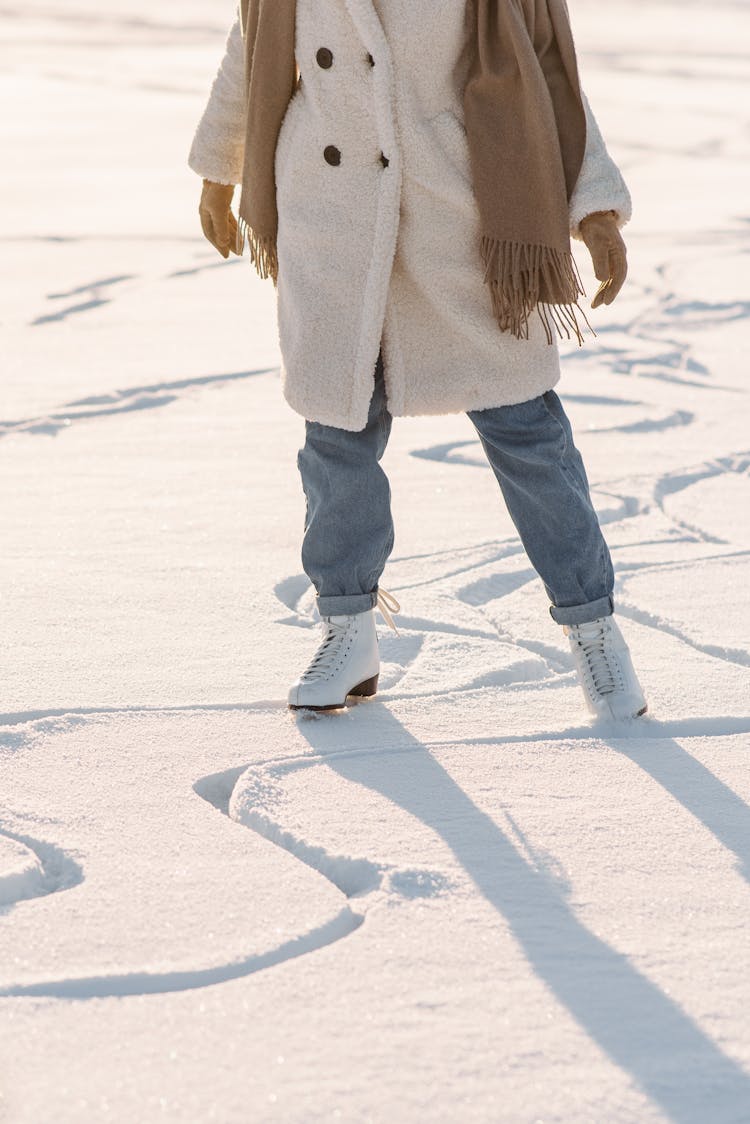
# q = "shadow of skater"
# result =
<box><xmin>295</xmin><ymin>704</ymin><xmax>750</xmax><ymax>1123</ymax></box>
<box><xmin>611</xmin><ymin>734</ymin><xmax>750</xmax><ymax>885</ymax></box>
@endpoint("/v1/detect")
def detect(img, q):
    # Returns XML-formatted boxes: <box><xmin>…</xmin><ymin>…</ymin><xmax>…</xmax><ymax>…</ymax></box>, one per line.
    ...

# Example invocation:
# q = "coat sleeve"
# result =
<box><xmin>569</xmin><ymin>90</ymin><xmax>632</xmax><ymax>240</ymax></box>
<box><xmin>187</xmin><ymin>9</ymin><xmax>246</xmax><ymax>186</ymax></box>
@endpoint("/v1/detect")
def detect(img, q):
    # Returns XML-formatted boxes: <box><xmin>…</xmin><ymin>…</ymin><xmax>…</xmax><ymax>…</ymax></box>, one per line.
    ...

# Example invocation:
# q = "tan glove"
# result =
<box><xmin>198</xmin><ymin>180</ymin><xmax>240</xmax><ymax>259</ymax></box>
<box><xmin>579</xmin><ymin>209</ymin><xmax>627</xmax><ymax>309</ymax></box>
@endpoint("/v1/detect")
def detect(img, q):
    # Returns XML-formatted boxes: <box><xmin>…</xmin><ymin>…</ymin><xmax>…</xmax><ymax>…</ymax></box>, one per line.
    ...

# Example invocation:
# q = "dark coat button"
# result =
<box><xmin>324</xmin><ymin>145</ymin><xmax>342</xmax><ymax>166</ymax></box>
<box><xmin>379</xmin><ymin>152</ymin><xmax>390</xmax><ymax>168</ymax></box>
<box><xmin>316</xmin><ymin>47</ymin><xmax>333</xmax><ymax>69</ymax></box>
<box><xmin>367</xmin><ymin>53</ymin><xmax>375</xmax><ymax>67</ymax></box>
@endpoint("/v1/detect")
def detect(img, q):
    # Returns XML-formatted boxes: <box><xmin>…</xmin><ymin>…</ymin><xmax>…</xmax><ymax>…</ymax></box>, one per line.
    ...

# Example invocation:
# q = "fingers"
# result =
<box><xmin>580</xmin><ymin>211</ymin><xmax>628</xmax><ymax>309</ymax></box>
<box><xmin>589</xmin><ymin>239</ymin><xmax>611</xmax><ymax>284</ymax></box>
<box><xmin>198</xmin><ymin>182</ymin><xmax>236</xmax><ymax>259</ymax></box>
<box><xmin>198</xmin><ymin>200</ymin><xmax>228</xmax><ymax>258</ymax></box>
<box><xmin>590</xmin><ymin>277</ymin><xmax>610</xmax><ymax>310</ymax></box>
<box><xmin>604</xmin><ymin>246</ymin><xmax>627</xmax><ymax>304</ymax></box>
<box><xmin>590</xmin><ymin>245</ymin><xmax>627</xmax><ymax>308</ymax></box>
<box><xmin>212</xmin><ymin>206</ymin><xmax>231</xmax><ymax>258</ymax></box>
<box><xmin>198</xmin><ymin>203</ymin><xmax>216</xmax><ymax>251</ymax></box>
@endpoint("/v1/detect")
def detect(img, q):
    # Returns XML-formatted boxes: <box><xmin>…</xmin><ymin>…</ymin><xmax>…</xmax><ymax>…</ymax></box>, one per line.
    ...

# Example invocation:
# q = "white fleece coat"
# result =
<box><xmin>188</xmin><ymin>0</ymin><xmax>632</xmax><ymax>431</ymax></box>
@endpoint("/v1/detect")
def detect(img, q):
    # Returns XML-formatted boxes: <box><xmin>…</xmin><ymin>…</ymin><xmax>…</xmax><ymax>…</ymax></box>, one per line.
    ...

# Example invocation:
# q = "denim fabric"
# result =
<box><xmin>297</xmin><ymin>353</ymin><xmax>614</xmax><ymax>625</ymax></box>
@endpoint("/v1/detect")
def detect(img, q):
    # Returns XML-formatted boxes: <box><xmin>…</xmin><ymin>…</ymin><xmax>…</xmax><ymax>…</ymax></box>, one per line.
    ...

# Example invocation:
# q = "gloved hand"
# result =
<box><xmin>198</xmin><ymin>179</ymin><xmax>240</xmax><ymax>259</ymax></box>
<box><xmin>579</xmin><ymin>209</ymin><xmax>627</xmax><ymax>308</ymax></box>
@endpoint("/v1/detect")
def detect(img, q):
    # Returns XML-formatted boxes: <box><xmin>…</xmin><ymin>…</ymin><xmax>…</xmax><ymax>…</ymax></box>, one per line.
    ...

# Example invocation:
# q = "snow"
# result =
<box><xmin>1</xmin><ymin>0</ymin><xmax>750</xmax><ymax>1120</ymax></box>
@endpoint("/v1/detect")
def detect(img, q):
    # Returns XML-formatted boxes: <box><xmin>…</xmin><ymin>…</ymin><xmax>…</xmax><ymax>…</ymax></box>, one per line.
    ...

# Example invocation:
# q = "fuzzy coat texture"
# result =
<box><xmin>188</xmin><ymin>0</ymin><xmax>632</xmax><ymax>432</ymax></box>
<box><xmin>231</xmin><ymin>0</ymin><xmax>590</xmax><ymax>345</ymax></box>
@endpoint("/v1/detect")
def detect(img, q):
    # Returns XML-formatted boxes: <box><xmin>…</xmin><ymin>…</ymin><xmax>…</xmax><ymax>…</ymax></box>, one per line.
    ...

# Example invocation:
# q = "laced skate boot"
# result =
<box><xmin>288</xmin><ymin>589</ymin><xmax>400</xmax><ymax>712</ymax></box>
<box><xmin>564</xmin><ymin>615</ymin><xmax>647</xmax><ymax>720</ymax></box>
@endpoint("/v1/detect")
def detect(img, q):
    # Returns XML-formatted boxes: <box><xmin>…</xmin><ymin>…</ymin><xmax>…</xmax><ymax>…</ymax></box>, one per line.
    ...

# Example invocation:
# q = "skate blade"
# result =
<box><xmin>288</xmin><ymin>674</ymin><xmax>379</xmax><ymax>713</ymax></box>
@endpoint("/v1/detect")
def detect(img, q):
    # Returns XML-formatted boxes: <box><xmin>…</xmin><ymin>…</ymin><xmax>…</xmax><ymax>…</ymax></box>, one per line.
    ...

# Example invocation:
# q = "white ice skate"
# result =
<box><xmin>564</xmin><ymin>615</ymin><xmax>647</xmax><ymax>720</ymax></box>
<box><xmin>288</xmin><ymin>589</ymin><xmax>400</xmax><ymax>711</ymax></box>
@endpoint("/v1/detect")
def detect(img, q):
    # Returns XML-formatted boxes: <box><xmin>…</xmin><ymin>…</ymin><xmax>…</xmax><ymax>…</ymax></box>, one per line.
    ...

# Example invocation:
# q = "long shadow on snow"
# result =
<box><xmin>297</xmin><ymin>705</ymin><xmax>750</xmax><ymax>1124</ymax></box>
<box><xmin>611</xmin><ymin>736</ymin><xmax>750</xmax><ymax>885</ymax></box>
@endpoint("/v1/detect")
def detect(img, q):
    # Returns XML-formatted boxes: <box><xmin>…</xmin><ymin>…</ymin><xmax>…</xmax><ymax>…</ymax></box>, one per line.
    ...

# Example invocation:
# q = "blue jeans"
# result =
<box><xmin>297</xmin><ymin>353</ymin><xmax>614</xmax><ymax>626</ymax></box>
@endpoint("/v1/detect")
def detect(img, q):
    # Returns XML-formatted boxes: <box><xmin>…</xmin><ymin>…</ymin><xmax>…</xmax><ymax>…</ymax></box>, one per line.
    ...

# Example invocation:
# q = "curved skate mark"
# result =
<box><xmin>562</xmin><ymin>258</ymin><xmax>742</xmax><ymax>394</ymax></box>
<box><xmin>0</xmin><ymin>368</ymin><xmax>275</xmax><ymax>440</ymax></box>
<box><xmin>227</xmin><ymin>757</ymin><xmax>454</xmax><ymax>903</ymax></box>
<box><xmin>661</xmin><ymin>297</ymin><xmax>750</xmax><ymax>328</ymax></box>
<box><xmin>167</xmin><ymin>257</ymin><xmax>243</xmax><ymax>279</ymax></box>
<box><xmin>376</xmin><ymin>631</ymin><xmax>425</xmax><ymax>693</ymax></box>
<box><xmin>286</xmin><ymin>716</ymin><xmax>750</xmax><ymax>1121</ymax></box>
<box><xmin>410</xmin><ymin>427</ymin><xmax>636</xmax><ymax>526</ymax></box>
<box><xmin>429</xmin><ymin>715</ymin><xmax>750</xmax><ymax>748</ymax></box>
<box><xmin>613</xmin><ymin>546</ymin><xmax>750</xmax><ymax>577</ymax></box>
<box><xmin>654</xmin><ymin>451</ymin><xmax>750</xmax><ymax>544</ymax></box>
<box><xmin>0</xmin><ymin>699</ymin><xmax>286</xmax><ymax>731</ymax></box>
<box><xmin>409</xmin><ymin>411</ymin><xmax>693</xmax><ymax>457</ymax></box>
<box><xmin>389</xmin><ymin>539</ymin><xmax>516</xmax><ymax>567</ymax></box>
<box><xmin>561</xmin><ymin>393</ymin><xmax>643</xmax><ymax>408</ymax></box>
<box><xmin>380</xmin><ymin>615</ymin><xmax>496</xmax><ymax>642</ymax></box>
<box><xmin>451</xmin><ymin>562</ymin><xmax>576</xmax><ymax>679</ymax></box>
<box><xmin>590</xmin><ymin>254</ymin><xmax>750</xmax><ymax>393</ymax></box>
<box><xmin>0</xmin><ymin>826</ymin><xmax>83</xmax><ymax>912</ymax></box>
<box><xmin>564</xmin><ymin>326</ymin><xmax>719</xmax><ymax>390</ymax></box>
<box><xmin>0</xmin><ymin>837</ymin><xmax>44</xmax><ymax>909</ymax></box>
<box><xmin>477</xmin><ymin>619</ymin><xmax>574</xmax><ymax>679</ymax></box>
<box><xmin>273</xmin><ymin>541</ymin><xmax>570</xmax><ymax>699</ymax></box>
<box><xmin>32</xmin><ymin>298</ymin><xmax>113</xmax><ymax>325</ymax></box>
<box><xmin>453</xmin><ymin>567</ymin><xmax>573</xmax><ymax>680</ymax></box>
<box><xmin>0</xmin><ymin>759</ymin><xmax>434</xmax><ymax>998</ymax></box>
<box><xmin>590</xmin><ymin>489</ymin><xmax>641</xmax><ymax>524</ymax></box>
<box><xmin>0</xmin><ymin>727</ymin><xmax>31</xmax><ymax>752</ymax></box>
<box><xmin>410</xmin><ymin>439</ymin><xmax>487</xmax><ymax>468</ymax></box>
<box><xmin>0</xmin><ymin>754</ymin><xmax>365</xmax><ymax>1001</ymax></box>
<box><xmin>615</xmin><ymin>597</ymin><xmax>750</xmax><ymax>670</ymax></box>
<box><xmin>230</xmin><ymin>807</ymin><xmax>383</xmax><ymax>898</ymax></box>
<box><xmin>384</xmin><ymin>541</ymin><xmax>526</xmax><ymax>594</ymax></box>
<box><xmin>0</xmin><ymin>910</ymin><xmax>361</xmax><ymax>999</ymax></box>
<box><xmin>273</xmin><ymin>573</ymin><xmax>319</xmax><ymax>626</ymax></box>
<box><xmin>31</xmin><ymin>273</ymin><xmax>135</xmax><ymax>325</ymax></box>
<box><xmin>561</xmin><ymin>391</ymin><xmax>695</xmax><ymax>437</ymax></box>
<box><xmin>456</xmin><ymin>568</ymin><xmax>534</xmax><ymax>607</ymax></box>
<box><xmin>382</xmin><ymin>676</ymin><xmax>574</xmax><ymax>706</ymax></box>
<box><xmin>46</xmin><ymin>274</ymin><xmax>135</xmax><ymax>302</ymax></box>
<box><xmin>275</xmin><ymin>571</ymin><xmax>429</xmax><ymax>692</ymax></box>
<box><xmin>585</xmin><ymin>409</ymin><xmax>694</xmax><ymax>436</ymax></box>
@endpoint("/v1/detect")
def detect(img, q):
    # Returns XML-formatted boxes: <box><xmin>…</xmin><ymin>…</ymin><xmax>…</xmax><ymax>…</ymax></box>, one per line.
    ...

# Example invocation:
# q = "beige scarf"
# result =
<box><xmin>237</xmin><ymin>0</ymin><xmax>588</xmax><ymax>344</ymax></box>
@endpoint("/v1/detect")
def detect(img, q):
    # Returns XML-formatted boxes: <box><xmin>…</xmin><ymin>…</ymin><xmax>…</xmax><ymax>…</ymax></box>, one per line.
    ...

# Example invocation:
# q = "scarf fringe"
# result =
<box><xmin>481</xmin><ymin>237</ymin><xmax>594</xmax><ymax>347</ymax></box>
<box><xmin>237</xmin><ymin>215</ymin><xmax>279</xmax><ymax>284</ymax></box>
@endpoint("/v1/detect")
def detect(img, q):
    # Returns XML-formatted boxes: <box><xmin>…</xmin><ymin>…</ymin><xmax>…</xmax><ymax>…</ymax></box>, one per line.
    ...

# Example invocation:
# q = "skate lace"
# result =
<box><xmin>573</xmin><ymin>619</ymin><xmax>623</xmax><ymax>697</ymax></box>
<box><xmin>301</xmin><ymin>587</ymin><xmax>401</xmax><ymax>682</ymax></box>
<box><xmin>376</xmin><ymin>587</ymin><xmax>401</xmax><ymax>635</ymax></box>
<box><xmin>301</xmin><ymin>616</ymin><xmax>354</xmax><ymax>682</ymax></box>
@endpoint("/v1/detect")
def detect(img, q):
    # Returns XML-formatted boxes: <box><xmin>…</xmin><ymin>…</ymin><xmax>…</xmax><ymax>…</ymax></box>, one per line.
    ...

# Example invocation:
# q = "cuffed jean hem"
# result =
<box><xmin>317</xmin><ymin>590</ymin><xmax>379</xmax><ymax>618</ymax></box>
<box><xmin>549</xmin><ymin>594</ymin><xmax>614</xmax><ymax>626</ymax></box>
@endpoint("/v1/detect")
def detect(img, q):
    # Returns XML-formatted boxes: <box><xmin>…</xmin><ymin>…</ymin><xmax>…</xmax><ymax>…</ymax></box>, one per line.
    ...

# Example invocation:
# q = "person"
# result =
<box><xmin>187</xmin><ymin>0</ymin><xmax>647</xmax><ymax>720</ymax></box>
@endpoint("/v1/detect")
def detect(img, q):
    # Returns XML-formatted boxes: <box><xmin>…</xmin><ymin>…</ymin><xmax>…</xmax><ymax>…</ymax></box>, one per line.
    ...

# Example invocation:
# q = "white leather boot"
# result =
<box><xmin>564</xmin><ymin>615</ymin><xmax>648</xmax><ymax>720</ymax></box>
<box><xmin>288</xmin><ymin>589</ymin><xmax>400</xmax><ymax>711</ymax></box>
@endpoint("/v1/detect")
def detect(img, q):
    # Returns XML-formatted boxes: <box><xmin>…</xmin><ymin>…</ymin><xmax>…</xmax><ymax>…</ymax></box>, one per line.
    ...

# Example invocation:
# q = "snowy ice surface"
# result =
<box><xmin>2</xmin><ymin>0</ymin><xmax>750</xmax><ymax>1120</ymax></box>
